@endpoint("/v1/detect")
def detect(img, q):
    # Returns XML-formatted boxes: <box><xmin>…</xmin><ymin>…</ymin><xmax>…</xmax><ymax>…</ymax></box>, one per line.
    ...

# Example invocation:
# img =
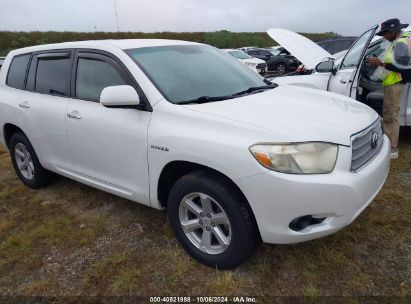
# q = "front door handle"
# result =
<box><xmin>18</xmin><ymin>101</ymin><xmax>31</xmax><ymax>109</ymax></box>
<box><xmin>340</xmin><ymin>79</ymin><xmax>352</xmax><ymax>84</ymax></box>
<box><xmin>67</xmin><ymin>111</ymin><xmax>82</xmax><ymax>120</ymax></box>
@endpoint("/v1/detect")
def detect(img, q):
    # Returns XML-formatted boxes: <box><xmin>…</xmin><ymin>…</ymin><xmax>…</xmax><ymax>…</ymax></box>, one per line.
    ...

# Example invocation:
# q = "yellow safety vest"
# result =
<box><xmin>383</xmin><ymin>33</ymin><xmax>411</xmax><ymax>87</ymax></box>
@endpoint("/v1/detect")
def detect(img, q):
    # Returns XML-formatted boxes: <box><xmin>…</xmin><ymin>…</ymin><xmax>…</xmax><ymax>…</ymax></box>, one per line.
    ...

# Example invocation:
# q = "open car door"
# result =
<box><xmin>328</xmin><ymin>25</ymin><xmax>378</xmax><ymax>98</ymax></box>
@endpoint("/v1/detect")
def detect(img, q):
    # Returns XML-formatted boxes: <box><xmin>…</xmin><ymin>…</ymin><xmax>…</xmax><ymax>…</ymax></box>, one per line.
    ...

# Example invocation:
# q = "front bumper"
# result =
<box><xmin>235</xmin><ymin>135</ymin><xmax>391</xmax><ymax>244</ymax></box>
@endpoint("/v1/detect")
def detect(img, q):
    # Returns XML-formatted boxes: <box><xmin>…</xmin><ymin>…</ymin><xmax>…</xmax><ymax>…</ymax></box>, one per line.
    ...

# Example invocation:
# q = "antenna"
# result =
<box><xmin>113</xmin><ymin>0</ymin><xmax>120</xmax><ymax>32</ymax></box>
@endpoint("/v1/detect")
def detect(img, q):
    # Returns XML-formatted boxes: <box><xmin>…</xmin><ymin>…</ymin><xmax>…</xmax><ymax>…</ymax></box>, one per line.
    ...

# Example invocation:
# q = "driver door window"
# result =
<box><xmin>75</xmin><ymin>57</ymin><xmax>127</xmax><ymax>102</ymax></box>
<box><xmin>341</xmin><ymin>28</ymin><xmax>376</xmax><ymax>70</ymax></box>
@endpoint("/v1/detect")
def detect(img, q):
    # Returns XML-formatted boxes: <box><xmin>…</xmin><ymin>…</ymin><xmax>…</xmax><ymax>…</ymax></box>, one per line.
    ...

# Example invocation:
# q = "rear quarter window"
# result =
<box><xmin>6</xmin><ymin>54</ymin><xmax>31</xmax><ymax>90</ymax></box>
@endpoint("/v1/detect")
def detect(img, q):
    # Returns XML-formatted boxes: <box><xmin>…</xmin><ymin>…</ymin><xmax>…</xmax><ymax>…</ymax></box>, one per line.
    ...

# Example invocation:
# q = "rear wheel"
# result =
<box><xmin>9</xmin><ymin>132</ymin><xmax>53</xmax><ymax>189</ymax></box>
<box><xmin>275</xmin><ymin>62</ymin><xmax>288</xmax><ymax>74</ymax></box>
<box><xmin>167</xmin><ymin>170</ymin><xmax>260</xmax><ymax>269</ymax></box>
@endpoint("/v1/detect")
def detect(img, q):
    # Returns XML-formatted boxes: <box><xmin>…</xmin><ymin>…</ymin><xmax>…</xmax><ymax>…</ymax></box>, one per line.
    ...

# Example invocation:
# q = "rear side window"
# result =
<box><xmin>6</xmin><ymin>54</ymin><xmax>31</xmax><ymax>90</ymax></box>
<box><xmin>75</xmin><ymin>58</ymin><xmax>127</xmax><ymax>101</ymax></box>
<box><xmin>35</xmin><ymin>56</ymin><xmax>71</xmax><ymax>96</ymax></box>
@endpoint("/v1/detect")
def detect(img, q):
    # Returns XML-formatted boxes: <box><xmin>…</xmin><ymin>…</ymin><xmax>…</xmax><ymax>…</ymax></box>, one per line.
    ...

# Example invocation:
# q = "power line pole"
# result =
<box><xmin>113</xmin><ymin>0</ymin><xmax>120</xmax><ymax>32</ymax></box>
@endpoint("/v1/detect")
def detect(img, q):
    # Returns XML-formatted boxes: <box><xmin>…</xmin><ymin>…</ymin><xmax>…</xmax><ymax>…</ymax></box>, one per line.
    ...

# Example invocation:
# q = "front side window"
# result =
<box><xmin>6</xmin><ymin>54</ymin><xmax>31</xmax><ymax>90</ymax></box>
<box><xmin>35</xmin><ymin>56</ymin><xmax>71</xmax><ymax>96</ymax></box>
<box><xmin>341</xmin><ymin>28</ymin><xmax>375</xmax><ymax>69</ymax></box>
<box><xmin>127</xmin><ymin>45</ymin><xmax>266</xmax><ymax>104</ymax></box>
<box><xmin>75</xmin><ymin>58</ymin><xmax>127</xmax><ymax>101</ymax></box>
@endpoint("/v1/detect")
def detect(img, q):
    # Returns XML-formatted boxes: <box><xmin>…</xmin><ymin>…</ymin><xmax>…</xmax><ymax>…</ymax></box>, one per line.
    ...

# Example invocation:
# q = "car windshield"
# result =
<box><xmin>127</xmin><ymin>45</ymin><xmax>267</xmax><ymax>104</ymax></box>
<box><xmin>228</xmin><ymin>50</ymin><xmax>251</xmax><ymax>60</ymax></box>
<box><xmin>269</xmin><ymin>49</ymin><xmax>281</xmax><ymax>56</ymax></box>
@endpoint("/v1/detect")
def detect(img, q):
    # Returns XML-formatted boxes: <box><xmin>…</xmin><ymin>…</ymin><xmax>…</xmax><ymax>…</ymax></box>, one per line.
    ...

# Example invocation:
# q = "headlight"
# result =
<box><xmin>250</xmin><ymin>142</ymin><xmax>338</xmax><ymax>174</ymax></box>
<box><xmin>245</xmin><ymin>62</ymin><xmax>257</xmax><ymax>67</ymax></box>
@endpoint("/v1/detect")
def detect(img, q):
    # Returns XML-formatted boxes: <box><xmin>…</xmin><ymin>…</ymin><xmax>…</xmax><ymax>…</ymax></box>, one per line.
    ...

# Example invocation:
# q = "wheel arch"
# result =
<box><xmin>275</xmin><ymin>61</ymin><xmax>289</xmax><ymax>68</ymax></box>
<box><xmin>3</xmin><ymin>123</ymin><xmax>26</xmax><ymax>149</ymax></box>
<box><xmin>156</xmin><ymin>160</ymin><xmax>261</xmax><ymax>240</ymax></box>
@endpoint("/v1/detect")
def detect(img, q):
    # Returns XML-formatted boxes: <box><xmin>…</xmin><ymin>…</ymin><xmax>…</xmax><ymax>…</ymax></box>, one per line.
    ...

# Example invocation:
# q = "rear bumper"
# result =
<box><xmin>235</xmin><ymin>136</ymin><xmax>391</xmax><ymax>244</ymax></box>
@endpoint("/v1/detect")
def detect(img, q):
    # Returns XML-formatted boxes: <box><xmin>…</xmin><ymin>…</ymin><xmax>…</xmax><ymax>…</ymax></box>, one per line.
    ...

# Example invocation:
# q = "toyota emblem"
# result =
<box><xmin>370</xmin><ymin>132</ymin><xmax>380</xmax><ymax>149</ymax></box>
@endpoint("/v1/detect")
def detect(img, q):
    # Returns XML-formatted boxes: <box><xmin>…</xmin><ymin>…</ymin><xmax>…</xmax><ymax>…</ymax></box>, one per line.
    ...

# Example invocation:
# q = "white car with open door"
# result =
<box><xmin>267</xmin><ymin>26</ymin><xmax>411</xmax><ymax>126</ymax></box>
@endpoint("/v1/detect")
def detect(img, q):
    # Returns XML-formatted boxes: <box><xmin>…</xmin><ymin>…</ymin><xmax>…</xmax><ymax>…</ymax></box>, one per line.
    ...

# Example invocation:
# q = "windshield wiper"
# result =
<box><xmin>232</xmin><ymin>84</ymin><xmax>277</xmax><ymax>97</ymax></box>
<box><xmin>178</xmin><ymin>83</ymin><xmax>278</xmax><ymax>105</ymax></box>
<box><xmin>178</xmin><ymin>95</ymin><xmax>233</xmax><ymax>105</ymax></box>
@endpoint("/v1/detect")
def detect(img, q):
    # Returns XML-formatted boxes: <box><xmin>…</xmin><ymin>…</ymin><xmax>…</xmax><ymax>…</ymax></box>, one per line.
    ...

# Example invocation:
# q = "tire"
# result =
<box><xmin>275</xmin><ymin>62</ymin><xmax>288</xmax><ymax>74</ymax></box>
<box><xmin>9</xmin><ymin>132</ymin><xmax>53</xmax><ymax>189</ymax></box>
<box><xmin>167</xmin><ymin>170</ymin><xmax>260</xmax><ymax>269</ymax></box>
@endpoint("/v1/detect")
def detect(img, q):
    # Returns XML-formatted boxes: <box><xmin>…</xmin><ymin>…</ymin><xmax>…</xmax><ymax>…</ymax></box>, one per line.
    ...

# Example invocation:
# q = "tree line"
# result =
<box><xmin>0</xmin><ymin>30</ymin><xmax>339</xmax><ymax>56</ymax></box>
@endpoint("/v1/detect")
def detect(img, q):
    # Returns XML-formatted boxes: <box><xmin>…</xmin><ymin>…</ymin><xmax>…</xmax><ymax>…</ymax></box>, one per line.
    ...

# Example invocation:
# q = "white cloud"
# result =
<box><xmin>0</xmin><ymin>0</ymin><xmax>410</xmax><ymax>36</ymax></box>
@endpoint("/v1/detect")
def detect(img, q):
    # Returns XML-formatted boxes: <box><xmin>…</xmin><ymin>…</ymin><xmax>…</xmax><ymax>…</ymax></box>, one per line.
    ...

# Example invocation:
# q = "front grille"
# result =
<box><xmin>256</xmin><ymin>63</ymin><xmax>267</xmax><ymax>69</ymax></box>
<box><xmin>351</xmin><ymin>118</ymin><xmax>384</xmax><ymax>172</ymax></box>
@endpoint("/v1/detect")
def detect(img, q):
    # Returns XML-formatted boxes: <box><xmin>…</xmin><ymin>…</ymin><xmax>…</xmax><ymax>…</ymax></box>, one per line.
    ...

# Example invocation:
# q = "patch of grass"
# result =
<box><xmin>0</xmin><ymin>235</ymin><xmax>39</xmax><ymax>272</ymax></box>
<box><xmin>22</xmin><ymin>279</ymin><xmax>58</xmax><ymax>296</ymax></box>
<box><xmin>161</xmin><ymin>222</ymin><xmax>175</xmax><ymax>240</ymax></box>
<box><xmin>110</xmin><ymin>268</ymin><xmax>142</xmax><ymax>293</ymax></box>
<box><xmin>303</xmin><ymin>283</ymin><xmax>320</xmax><ymax>297</ymax></box>
<box><xmin>29</xmin><ymin>214</ymin><xmax>105</xmax><ymax>248</ymax></box>
<box><xmin>0</xmin><ymin>218</ymin><xmax>13</xmax><ymax>233</ymax></box>
<box><xmin>347</xmin><ymin>273</ymin><xmax>374</xmax><ymax>293</ymax></box>
<box><xmin>207</xmin><ymin>271</ymin><xmax>247</xmax><ymax>295</ymax></box>
<box><xmin>82</xmin><ymin>252</ymin><xmax>137</xmax><ymax>294</ymax></box>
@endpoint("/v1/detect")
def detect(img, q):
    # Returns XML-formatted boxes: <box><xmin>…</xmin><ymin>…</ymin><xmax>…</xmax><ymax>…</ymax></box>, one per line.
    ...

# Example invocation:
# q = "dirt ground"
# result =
<box><xmin>0</xmin><ymin>128</ymin><xmax>410</xmax><ymax>303</ymax></box>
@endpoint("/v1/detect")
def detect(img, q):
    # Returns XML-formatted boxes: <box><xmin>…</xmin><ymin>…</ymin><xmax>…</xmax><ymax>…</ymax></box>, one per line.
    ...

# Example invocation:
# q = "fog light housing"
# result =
<box><xmin>289</xmin><ymin>216</ymin><xmax>326</xmax><ymax>232</ymax></box>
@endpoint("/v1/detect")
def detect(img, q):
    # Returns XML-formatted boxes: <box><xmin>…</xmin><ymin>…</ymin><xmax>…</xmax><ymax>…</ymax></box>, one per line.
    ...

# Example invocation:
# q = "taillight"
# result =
<box><xmin>296</xmin><ymin>65</ymin><xmax>306</xmax><ymax>73</ymax></box>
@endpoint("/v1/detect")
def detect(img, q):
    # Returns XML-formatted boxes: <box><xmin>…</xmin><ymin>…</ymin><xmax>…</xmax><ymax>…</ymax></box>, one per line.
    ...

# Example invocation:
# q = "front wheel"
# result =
<box><xmin>167</xmin><ymin>171</ymin><xmax>260</xmax><ymax>269</ymax></box>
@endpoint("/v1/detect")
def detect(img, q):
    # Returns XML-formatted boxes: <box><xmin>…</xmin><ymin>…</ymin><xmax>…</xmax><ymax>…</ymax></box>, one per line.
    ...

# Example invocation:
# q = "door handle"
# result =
<box><xmin>18</xmin><ymin>101</ymin><xmax>31</xmax><ymax>109</ymax></box>
<box><xmin>67</xmin><ymin>111</ymin><xmax>82</xmax><ymax>120</ymax></box>
<box><xmin>340</xmin><ymin>79</ymin><xmax>352</xmax><ymax>84</ymax></box>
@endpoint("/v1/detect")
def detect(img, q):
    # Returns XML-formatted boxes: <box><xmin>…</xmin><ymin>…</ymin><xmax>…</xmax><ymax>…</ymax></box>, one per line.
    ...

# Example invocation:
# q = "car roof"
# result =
<box><xmin>9</xmin><ymin>39</ymin><xmax>201</xmax><ymax>56</ymax></box>
<box><xmin>316</xmin><ymin>37</ymin><xmax>357</xmax><ymax>43</ymax></box>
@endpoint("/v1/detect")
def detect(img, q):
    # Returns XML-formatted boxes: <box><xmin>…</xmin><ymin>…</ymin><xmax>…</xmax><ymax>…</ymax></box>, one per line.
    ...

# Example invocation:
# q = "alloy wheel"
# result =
<box><xmin>179</xmin><ymin>192</ymin><xmax>232</xmax><ymax>255</ymax></box>
<box><xmin>14</xmin><ymin>143</ymin><xmax>35</xmax><ymax>180</ymax></box>
<box><xmin>276</xmin><ymin>63</ymin><xmax>287</xmax><ymax>74</ymax></box>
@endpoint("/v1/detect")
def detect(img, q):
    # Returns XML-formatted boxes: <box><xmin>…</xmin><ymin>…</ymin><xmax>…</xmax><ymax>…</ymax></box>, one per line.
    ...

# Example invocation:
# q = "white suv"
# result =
<box><xmin>0</xmin><ymin>40</ymin><xmax>390</xmax><ymax>269</ymax></box>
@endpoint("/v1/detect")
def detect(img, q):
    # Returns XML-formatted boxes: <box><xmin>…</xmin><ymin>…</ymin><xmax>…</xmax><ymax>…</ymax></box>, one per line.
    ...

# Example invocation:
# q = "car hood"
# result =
<box><xmin>182</xmin><ymin>85</ymin><xmax>378</xmax><ymax>146</ymax></box>
<box><xmin>241</xmin><ymin>58</ymin><xmax>265</xmax><ymax>64</ymax></box>
<box><xmin>267</xmin><ymin>28</ymin><xmax>333</xmax><ymax>69</ymax></box>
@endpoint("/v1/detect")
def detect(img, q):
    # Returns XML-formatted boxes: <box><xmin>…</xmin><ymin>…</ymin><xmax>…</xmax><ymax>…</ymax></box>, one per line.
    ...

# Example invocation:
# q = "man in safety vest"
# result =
<box><xmin>368</xmin><ymin>18</ymin><xmax>410</xmax><ymax>159</ymax></box>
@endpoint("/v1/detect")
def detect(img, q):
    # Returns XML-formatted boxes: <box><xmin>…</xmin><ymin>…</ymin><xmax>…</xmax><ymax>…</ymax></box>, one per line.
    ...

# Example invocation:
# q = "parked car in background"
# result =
<box><xmin>238</xmin><ymin>46</ymin><xmax>258</xmax><ymax>52</ymax></box>
<box><xmin>266</xmin><ymin>26</ymin><xmax>411</xmax><ymax>126</ymax></box>
<box><xmin>222</xmin><ymin>49</ymin><xmax>267</xmax><ymax>74</ymax></box>
<box><xmin>245</xmin><ymin>47</ymin><xmax>299</xmax><ymax>74</ymax></box>
<box><xmin>266</xmin><ymin>46</ymin><xmax>283</xmax><ymax>51</ymax></box>
<box><xmin>0</xmin><ymin>39</ymin><xmax>390</xmax><ymax>269</ymax></box>
<box><xmin>316</xmin><ymin>37</ymin><xmax>357</xmax><ymax>55</ymax></box>
<box><xmin>0</xmin><ymin>57</ymin><xmax>5</xmax><ymax>70</ymax></box>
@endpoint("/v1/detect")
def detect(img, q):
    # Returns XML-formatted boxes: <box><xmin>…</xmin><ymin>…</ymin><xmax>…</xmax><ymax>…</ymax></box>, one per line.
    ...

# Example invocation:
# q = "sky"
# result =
<box><xmin>0</xmin><ymin>0</ymin><xmax>410</xmax><ymax>36</ymax></box>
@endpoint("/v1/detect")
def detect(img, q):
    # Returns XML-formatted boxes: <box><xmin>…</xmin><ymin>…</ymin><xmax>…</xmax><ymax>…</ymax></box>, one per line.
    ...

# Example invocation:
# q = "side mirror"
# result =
<box><xmin>100</xmin><ymin>85</ymin><xmax>140</xmax><ymax>108</ymax></box>
<box><xmin>315</xmin><ymin>60</ymin><xmax>335</xmax><ymax>73</ymax></box>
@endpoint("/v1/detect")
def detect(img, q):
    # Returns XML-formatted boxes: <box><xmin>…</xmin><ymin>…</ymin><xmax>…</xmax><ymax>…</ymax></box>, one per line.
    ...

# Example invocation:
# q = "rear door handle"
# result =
<box><xmin>67</xmin><ymin>111</ymin><xmax>82</xmax><ymax>120</ymax></box>
<box><xmin>340</xmin><ymin>79</ymin><xmax>352</xmax><ymax>84</ymax></box>
<box><xmin>18</xmin><ymin>101</ymin><xmax>30</xmax><ymax>109</ymax></box>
